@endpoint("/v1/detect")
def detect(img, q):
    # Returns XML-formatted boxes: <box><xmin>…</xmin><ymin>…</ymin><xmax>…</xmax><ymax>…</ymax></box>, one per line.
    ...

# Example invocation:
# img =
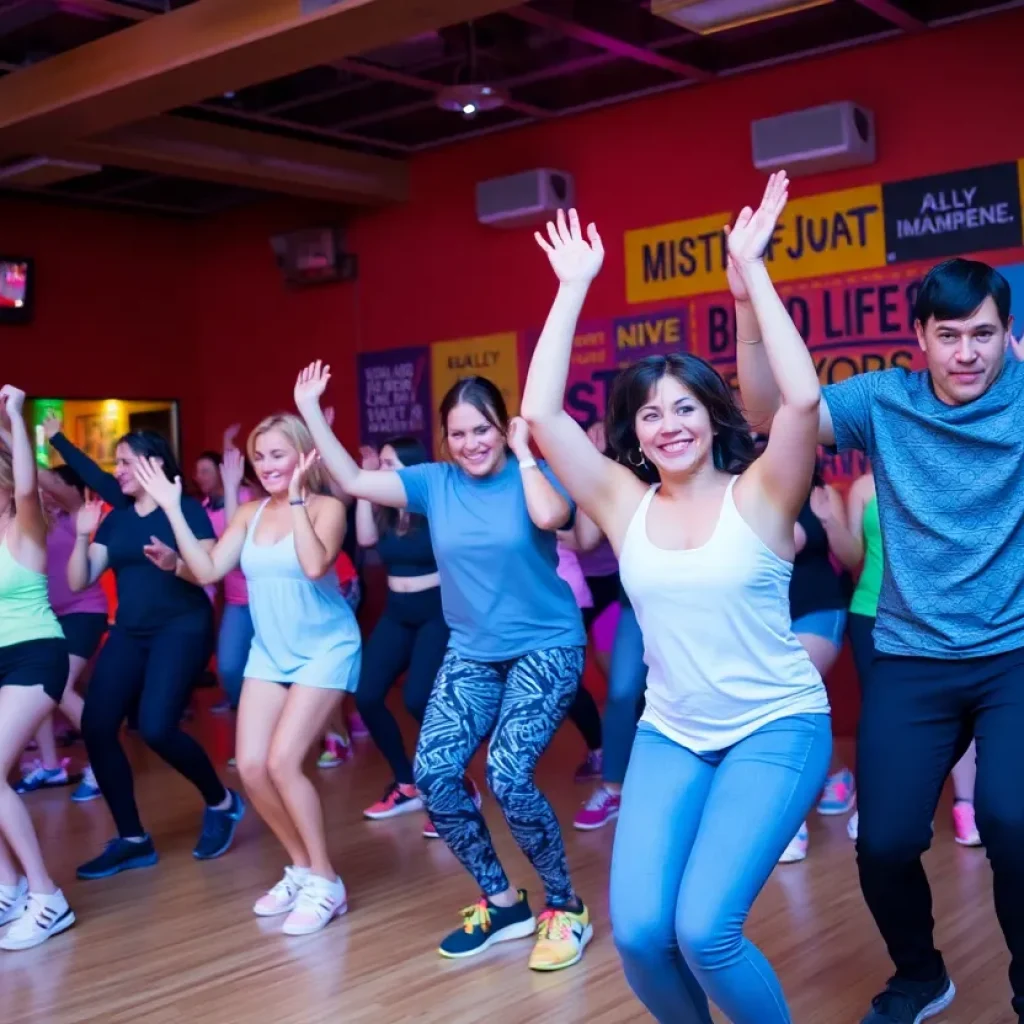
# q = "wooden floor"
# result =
<box><xmin>2</xmin><ymin>711</ymin><xmax>1015</xmax><ymax>1024</ymax></box>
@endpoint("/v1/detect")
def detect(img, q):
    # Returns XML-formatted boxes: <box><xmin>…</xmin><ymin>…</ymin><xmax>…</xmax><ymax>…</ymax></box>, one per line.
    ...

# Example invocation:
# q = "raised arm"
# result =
<box><xmin>0</xmin><ymin>386</ymin><xmax>47</xmax><ymax>547</ymax></box>
<box><xmin>728</xmin><ymin>174</ymin><xmax>822</xmax><ymax>518</ymax></box>
<box><xmin>507</xmin><ymin>417</ymin><xmax>571</xmax><ymax>531</ymax></box>
<box><xmin>290</xmin><ymin>452</ymin><xmax>345</xmax><ymax>580</ymax></box>
<box><xmin>221</xmin><ymin>446</ymin><xmax>245</xmax><ymax>523</ymax></box>
<box><xmin>558</xmin><ymin>509</ymin><xmax>604</xmax><ymax>553</ymax></box>
<box><xmin>294</xmin><ymin>361</ymin><xmax>408</xmax><ymax>510</ymax></box>
<box><xmin>354</xmin><ymin>447</ymin><xmax>381</xmax><ymax>547</ymax></box>
<box><xmin>521</xmin><ymin>209</ymin><xmax>640</xmax><ymax>539</ymax></box>
<box><xmin>68</xmin><ymin>500</ymin><xmax>109</xmax><ymax>591</ymax></box>
<box><xmin>134</xmin><ymin>457</ymin><xmax>238</xmax><ymax>585</ymax></box>
<box><xmin>45</xmin><ymin>412</ymin><xmax>128</xmax><ymax>508</ymax></box>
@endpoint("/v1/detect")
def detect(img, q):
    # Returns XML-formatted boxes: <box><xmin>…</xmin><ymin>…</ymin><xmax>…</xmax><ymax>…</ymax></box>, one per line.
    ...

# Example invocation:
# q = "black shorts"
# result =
<box><xmin>58</xmin><ymin>612</ymin><xmax>108</xmax><ymax>660</ymax></box>
<box><xmin>0</xmin><ymin>638</ymin><xmax>69</xmax><ymax>702</ymax></box>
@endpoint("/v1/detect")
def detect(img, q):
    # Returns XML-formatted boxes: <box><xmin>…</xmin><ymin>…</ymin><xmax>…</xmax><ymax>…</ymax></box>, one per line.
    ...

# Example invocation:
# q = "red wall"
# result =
<box><xmin>188</xmin><ymin>7</ymin><xmax>1024</xmax><ymax>451</ymax></box>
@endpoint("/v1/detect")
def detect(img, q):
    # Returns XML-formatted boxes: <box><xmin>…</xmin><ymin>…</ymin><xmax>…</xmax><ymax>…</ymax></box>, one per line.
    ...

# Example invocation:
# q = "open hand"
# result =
<box><xmin>359</xmin><ymin>445</ymin><xmax>380</xmax><ymax>471</ymax></box>
<box><xmin>134</xmin><ymin>456</ymin><xmax>182</xmax><ymax>509</ymax></box>
<box><xmin>534</xmin><ymin>209</ymin><xmax>604</xmax><ymax>286</ymax></box>
<box><xmin>295</xmin><ymin>361</ymin><xmax>330</xmax><ymax>409</ymax></box>
<box><xmin>289</xmin><ymin>449</ymin><xmax>319</xmax><ymax>501</ymax></box>
<box><xmin>42</xmin><ymin>410</ymin><xmax>62</xmax><ymax>440</ymax></box>
<box><xmin>507</xmin><ymin>416</ymin><xmax>531</xmax><ymax>459</ymax></box>
<box><xmin>143</xmin><ymin>536</ymin><xmax>178</xmax><ymax>572</ymax></box>
<box><xmin>726</xmin><ymin>171</ymin><xmax>789</xmax><ymax>266</ymax></box>
<box><xmin>76</xmin><ymin>499</ymin><xmax>104</xmax><ymax>537</ymax></box>
<box><xmin>0</xmin><ymin>385</ymin><xmax>25</xmax><ymax>418</ymax></box>
<box><xmin>221</xmin><ymin>446</ymin><xmax>245</xmax><ymax>492</ymax></box>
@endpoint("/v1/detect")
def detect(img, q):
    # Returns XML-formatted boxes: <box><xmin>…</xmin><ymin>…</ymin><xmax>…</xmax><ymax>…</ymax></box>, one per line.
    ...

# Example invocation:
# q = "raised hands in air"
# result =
<box><xmin>76</xmin><ymin>499</ymin><xmax>104</xmax><ymax>537</ymax></box>
<box><xmin>294</xmin><ymin>361</ymin><xmax>331</xmax><ymax>409</ymax></box>
<box><xmin>0</xmin><ymin>385</ymin><xmax>25</xmax><ymax>418</ymax></box>
<box><xmin>42</xmin><ymin>410</ymin><xmax>62</xmax><ymax>440</ymax></box>
<box><xmin>534</xmin><ymin>208</ymin><xmax>604</xmax><ymax>286</ymax></box>
<box><xmin>507</xmin><ymin>416</ymin><xmax>532</xmax><ymax>461</ymax></box>
<box><xmin>726</xmin><ymin>171</ymin><xmax>788</xmax><ymax>267</ymax></box>
<box><xmin>221</xmin><ymin>446</ymin><xmax>245</xmax><ymax>493</ymax></box>
<box><xmin>134</xmin><ymin>456</ymin><xmax>182</xmax><ymax>509</ymax></box>
<box><xmin>289</xmin><ymin>449</ymin><xmax>320</xmax><ymax>502</ymax></box>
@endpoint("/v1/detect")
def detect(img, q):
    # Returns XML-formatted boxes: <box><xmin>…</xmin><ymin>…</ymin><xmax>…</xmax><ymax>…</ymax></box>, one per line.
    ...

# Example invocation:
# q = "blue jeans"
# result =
<box><xmin>611</xmin><ymin>715</ymin><xmax>832</xmax><ymax>1024</ymax></box>
<box><xmin>217</xmin><ymin>603</ymin><xmax>254</xmax><ymax>709</ymax></box>
<box><xmin>604</xmin><ymin>603</ymin><xmax>647</xmax><ymax>785</ymax></box>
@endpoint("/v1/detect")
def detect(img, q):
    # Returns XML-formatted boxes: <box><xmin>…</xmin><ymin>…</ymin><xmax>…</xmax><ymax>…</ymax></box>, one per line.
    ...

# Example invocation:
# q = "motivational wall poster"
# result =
<box><xmin>882</xmin><ymin>163</ymin><xmax>1023</xmax><ymax>264</ymax></box>
<box><xmin>356</xmin><ymin>347</ymin><xmax>432</xmax><ymax>451</ymax></box>
<box><xmin>624</xmin><ymin>184</ymin><xmax>887</xmax><ymax>304</ymax></box>
<box><xmin>430</xmin><ymin>332</ymin><xmax>520</xmax><ymax>453</ymax></box>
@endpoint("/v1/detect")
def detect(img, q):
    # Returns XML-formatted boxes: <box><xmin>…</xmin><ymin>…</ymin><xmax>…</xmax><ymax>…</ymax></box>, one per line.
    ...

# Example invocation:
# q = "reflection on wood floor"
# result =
<box><xmin>1</xmin><ymin>710</ymin><xmax>1013</xmax><ymax>1023</ymax></box>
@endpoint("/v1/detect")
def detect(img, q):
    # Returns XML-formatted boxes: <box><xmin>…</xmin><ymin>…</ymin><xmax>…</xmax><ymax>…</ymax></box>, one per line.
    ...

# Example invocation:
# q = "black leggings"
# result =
<box><xmin>355</xmin><ymin>587</ymin><xmax>449</xmax><ymax>786</ymax></box>
<box><xmin>847</xmin><ymin>612</ymin><xmax>876</xmax><ymax>692</ymax></box>
<box><xmin>565</xmin><ymin>573</ymin><xmax>620</xmax><ymax>753</ymax></box>
<box><xmin>82</xmin><ymin>618</ymin><xmax>225</xmax><ymax>838</ymax></box>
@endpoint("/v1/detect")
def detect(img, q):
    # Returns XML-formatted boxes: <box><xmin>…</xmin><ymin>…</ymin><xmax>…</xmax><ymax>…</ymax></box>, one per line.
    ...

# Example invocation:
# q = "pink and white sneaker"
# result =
<box><xmin>254</xmin><ymin>866</ymin><xmax>310</xmax><ymax>917</ymax></box>
<box><xmin>952</xmin><ymin>801</ymin><xmax>982</xmax><ymax>847</ymax></box>
<box><xmin>423</xmin><ymin>777</ymin><xmax>482</xmax><ymax>839</ymax></box>
<box><xmin>778</xmin><ymin>822</ymin><xmax>809</xmax><ymax>864</ymax></box>
<box><xmin>281</xmin><ymin>874</ymin><xmax>347</xmax><ymax>936</ymax></box>
<box><xmin>817</xmin><ymin>769</ymin><xmax>856</xmax><ymax>815</ymax></box>
<box><xmin>573</xmin><ymin>787</ymin><xmax>621</xmax><ymax>831</ymax></box>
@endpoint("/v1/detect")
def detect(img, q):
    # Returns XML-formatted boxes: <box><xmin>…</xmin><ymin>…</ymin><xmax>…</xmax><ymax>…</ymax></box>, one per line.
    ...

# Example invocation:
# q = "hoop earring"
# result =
<box><xmin>627</xmin><ymin>446</ymin><xmax>647</xmax><ymax>469</ymax></box>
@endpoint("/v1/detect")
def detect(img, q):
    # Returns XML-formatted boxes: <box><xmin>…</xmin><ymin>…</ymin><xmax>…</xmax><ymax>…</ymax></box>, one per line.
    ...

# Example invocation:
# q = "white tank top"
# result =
<box><xmin>619</xmin><ymin>476</ymin><xmax>829</xmax><ymax>752</ymax></box>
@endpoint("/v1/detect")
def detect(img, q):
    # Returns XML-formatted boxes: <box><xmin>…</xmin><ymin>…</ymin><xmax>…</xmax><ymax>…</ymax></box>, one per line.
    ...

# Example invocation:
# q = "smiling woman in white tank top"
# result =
<box><xmin>522</xmin><ymin>175</ymin><xmax>831</xmax><ymax>1024</ymax></box>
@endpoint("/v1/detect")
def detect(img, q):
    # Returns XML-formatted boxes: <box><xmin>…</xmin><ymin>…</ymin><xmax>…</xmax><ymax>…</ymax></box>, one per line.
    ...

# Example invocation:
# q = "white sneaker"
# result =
<box><xmin>0</xmin><ymin>890</ymin><xmax>75</xmax><ymax>950</ymax></box>
<box><xmin>281</xmin><ymin>874</ymin><xmax>347</xmax><ymax>936</ymax></box>
<box><xmin>778</xmin><ymin>822</ymin><xmax>809</xmax><ymax>864</ymax></box>
<box><xmin>254</xmin><ymin>866</ymin><xmax>310</xmax><ymax>917</ymax></box>
<box><xmin>847</xmin><ymin>810</ymin><xmax>859</xmax><ymax>841</ymax></box>
<box><xmin>0</xmin><ymin>878</ymin><xmax>28</xmax><ymax>926</ymax></box>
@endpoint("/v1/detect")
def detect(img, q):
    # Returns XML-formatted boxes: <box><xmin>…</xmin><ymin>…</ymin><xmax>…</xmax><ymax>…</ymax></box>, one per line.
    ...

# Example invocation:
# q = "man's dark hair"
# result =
<box><xmin>914</xmin><ymin>258</ymin><xmax>1011</xmax><ymax>328</ymax></box>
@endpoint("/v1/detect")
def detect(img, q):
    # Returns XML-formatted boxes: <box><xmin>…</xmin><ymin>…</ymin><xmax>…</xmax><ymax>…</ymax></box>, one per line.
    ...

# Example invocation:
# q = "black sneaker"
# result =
<box><xmin>193</xmin><ymin>789</ymin><xmax>245</xmax><ymax>860</ymax></box>
<box><xmin>861</xmin><ymin>972</ymin><xmax>956</xmax><ymax>1023</ymax></box>
<box><xmin>77</xmin><ymin>836</ymin><xmax>159</xmax><ymax>879</ymax></box>
<box><xmin>438</xmin><ymin>889</ymin><xmax>535</xmax><ymax>959</ymax></box>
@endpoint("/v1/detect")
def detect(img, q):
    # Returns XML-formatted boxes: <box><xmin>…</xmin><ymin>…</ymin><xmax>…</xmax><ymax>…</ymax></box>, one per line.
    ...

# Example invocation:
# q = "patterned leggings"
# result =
<box><xmin>413</xmin><ymin>645</ymin><xmax>585</xmax><ymax>907</ymax></box>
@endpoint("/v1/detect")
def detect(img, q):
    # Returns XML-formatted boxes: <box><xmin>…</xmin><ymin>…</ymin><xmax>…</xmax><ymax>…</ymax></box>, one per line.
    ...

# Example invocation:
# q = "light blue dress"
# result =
<box><xmin>241</xmin><ymin>500</ymin><xmax>361</xmax><ymax>690</ymax></box>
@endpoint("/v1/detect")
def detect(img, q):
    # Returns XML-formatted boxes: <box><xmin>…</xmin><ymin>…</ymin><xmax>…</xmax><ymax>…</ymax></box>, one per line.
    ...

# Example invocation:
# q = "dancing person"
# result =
<box><xmin>14</xmin><ymin>465</ymin><xmax>108</xmax><ymax>802</ymax></box>
<box><xmin>297</xmin><ymin>362</ymin><xmax>592</xmax><ymax>972</ymax></box>
<box><xmin>65</xmin><ymin>430</ymin><xmax>244</xmax><ymax>880</ymax></box>
<box><xmin>777</xmin><ymin>464</ymin><xmax>857</xmax><ymax>863</ymax></box>
<box><xmin>739</xmin><ymin>255</ymin><xmax>1024</xmax><ymax>1023</ymax></box>
<box><xmin>844</xmin><ymin>470</ymin><xmax>981</xmax><ymax>849</ymax></box>
<box><xmin>135</xmin><ymin>413</ymin><xmax>359</xmax><ymax>935</ymax></box>
<box><xmin>0</xmin><ymin>386</ymin><xmax>75</xmax><ymax>950</ymax></box>
<box><xmin>522</xmin><ymin>181</ymin><xmax>831</xmax><ymax>1024</ymax></box>
<box><xmin>354</xmin><ymin>439</ymin><xmax>449</xmax><ymax>822</ymax></box>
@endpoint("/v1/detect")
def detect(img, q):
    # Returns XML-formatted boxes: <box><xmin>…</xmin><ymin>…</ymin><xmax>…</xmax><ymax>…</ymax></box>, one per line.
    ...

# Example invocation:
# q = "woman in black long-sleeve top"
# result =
<box><xmin>47</xmin><ymin>418</ymin><xmax>244</xmax><ymax>879</ymax></box>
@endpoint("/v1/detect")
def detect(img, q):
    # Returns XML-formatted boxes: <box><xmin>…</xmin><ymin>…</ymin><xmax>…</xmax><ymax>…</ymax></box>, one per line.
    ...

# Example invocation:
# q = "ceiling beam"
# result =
<box><xmin>504</xmin><ymin>5</ymin><xmax>711</xmax><ymax>82</ymax></box>
<box><xmin>58</xmin><ymin>0</ymin><xmax>155</xmax><ymax>21</ymax></box>
<box><xmin>0</xmin><ymin>0</ymin><xmax>519</xmax><ymax>155</ymax></box>
<box><xmin>852</xmin><ymin>0</ymin><xmax>925</xmax><ymax>30</ymax></box>
<box><xmin>54</xmin><ymin>114</ymin><xmax>409</xmax><ymax>204</ymax></box>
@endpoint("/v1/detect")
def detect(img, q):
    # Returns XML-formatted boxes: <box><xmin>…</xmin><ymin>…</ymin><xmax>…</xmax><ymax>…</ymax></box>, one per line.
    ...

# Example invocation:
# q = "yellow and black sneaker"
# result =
<box><xmin>438</xmin><ymin>890</ymin><xmax>535</xmax><ymax>959</ymax></box>
<box><xmin>528</xmin><ymin>902</ymin><xmax>593</xmax><ymax>971</ymax></box>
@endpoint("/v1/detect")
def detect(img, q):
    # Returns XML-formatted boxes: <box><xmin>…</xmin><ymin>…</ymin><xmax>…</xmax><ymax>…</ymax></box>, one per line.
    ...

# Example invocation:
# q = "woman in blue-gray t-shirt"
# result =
<box><xmin>296</xmin><ymin>361</ymin><xmax>592</xmax><ymax>973</ymax></box>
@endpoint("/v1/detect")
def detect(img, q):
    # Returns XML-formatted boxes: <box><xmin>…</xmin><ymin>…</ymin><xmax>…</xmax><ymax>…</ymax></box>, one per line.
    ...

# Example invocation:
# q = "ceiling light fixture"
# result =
<box><xmin>651</xmin><ymin>0</ymin><xmax>834</xmax><ymax>35</ymax></box>
<box><xmin>436</xmin><ymin>83</ymin><xmax>508</xmax><ymax>119</ymax></box>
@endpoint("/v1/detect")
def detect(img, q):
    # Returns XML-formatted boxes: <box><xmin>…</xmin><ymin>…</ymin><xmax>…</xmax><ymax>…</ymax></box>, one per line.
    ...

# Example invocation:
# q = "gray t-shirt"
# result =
<box><xmin>397</xmin><ymin>457</ymin><xmax>586</xmax><ymax>661</ymax></box>
<box><xmin>823</xmin><ymin>354</ymin><xmax>1024</xmax><ymax>658</ymax></box>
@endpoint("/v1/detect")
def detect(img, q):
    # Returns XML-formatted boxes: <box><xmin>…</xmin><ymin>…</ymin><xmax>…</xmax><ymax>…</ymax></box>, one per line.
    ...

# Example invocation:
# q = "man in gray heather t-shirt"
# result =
<box><xmin>739</xmin><ymin>257</ymin><xmax>1024</xmax><ymax>1024</ymax></box>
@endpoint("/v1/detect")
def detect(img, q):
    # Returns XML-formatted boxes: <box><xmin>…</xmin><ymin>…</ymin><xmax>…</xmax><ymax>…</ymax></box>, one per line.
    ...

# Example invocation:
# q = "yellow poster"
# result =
<box><xmin>430</xmin><ymin>331</ymin><xmax>520</xmax><ymax>455</ymax></box>
<box><xmin>625</xmin><ymin>184</ymin><xmax>888</xmax><ymax>303</ymax></box>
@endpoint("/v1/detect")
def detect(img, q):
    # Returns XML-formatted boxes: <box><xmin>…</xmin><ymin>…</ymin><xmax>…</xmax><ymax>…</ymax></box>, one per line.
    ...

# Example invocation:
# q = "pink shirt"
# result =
<box><xmin>47</xmin><ymin>514</ymin><xmax>109</xmax><ymax>618</ymax></box>
<box><xmin>556</xmin><ymin>543</ymin><xmax>592</xmax><ymax>609</ymax></box>
<box><xmin>206</xmin><ymin>491</ymin><xmax>252</xmax><ymax>606</ymax></box>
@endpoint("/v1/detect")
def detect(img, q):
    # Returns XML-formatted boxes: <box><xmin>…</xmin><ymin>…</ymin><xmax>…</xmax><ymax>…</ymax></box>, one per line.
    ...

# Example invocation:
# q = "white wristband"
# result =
<box><xmin>518</xmin><ymin>457</ymin><xmax>538</xmax><ymax>471</ymax></box>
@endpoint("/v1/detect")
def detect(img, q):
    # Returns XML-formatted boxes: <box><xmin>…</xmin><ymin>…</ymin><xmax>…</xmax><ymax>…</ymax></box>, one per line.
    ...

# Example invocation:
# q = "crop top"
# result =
<box><xmin>375</xmin><ymin>521</ymin><xmax>438</xmax><ymax>577</ymax></box>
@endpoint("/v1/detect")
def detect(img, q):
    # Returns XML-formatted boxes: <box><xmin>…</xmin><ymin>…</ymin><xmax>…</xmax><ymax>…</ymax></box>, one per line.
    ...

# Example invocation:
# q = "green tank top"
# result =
<box><xmin>0</xmin><ymin>534</ymin><xmax>63</xmax><ymax>649</ymax></box>
<box><xmin>850</xmin><ymin>495</ymin><xmax>883</xmax><ymax>618</ymax></box>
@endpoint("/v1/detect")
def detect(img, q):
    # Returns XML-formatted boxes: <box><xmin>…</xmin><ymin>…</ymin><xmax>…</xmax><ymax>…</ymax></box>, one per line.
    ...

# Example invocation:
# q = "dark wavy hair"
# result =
<box><xmin>374</xmin><ymin>435</ymin><xmax>430</xmax><ymax>534</ymax></box>
<box><xmin>438</xmin><ymin>376</ymin><xmax>509</xmax><ymax>447</ymax></box>
<box><xmin>116</xmin><ymin>430</ymin><xmax>181</xmax><ymax>482</ymax></box>
<box><xmin>607</xmin><ymin>354</ymin><xmax>756</xmax><ymax>483</ymax></box>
